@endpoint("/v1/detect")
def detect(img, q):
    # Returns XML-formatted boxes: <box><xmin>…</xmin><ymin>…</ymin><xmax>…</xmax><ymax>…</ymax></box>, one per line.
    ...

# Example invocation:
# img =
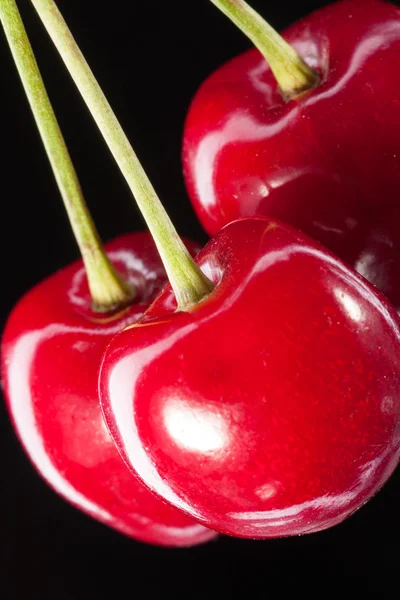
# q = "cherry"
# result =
<box><xmin>0</xmin><ymin>0</ymin><xmax>217</xmax><ymax>546</ymax></box>
<box><xmin>1</xmin><ymin>233</ymin><xmax>220</xmax><ymax>546</ymax></box>
<box><xmin>182</xmin><ymin>0</ymin><xmax>400</xmax><ymax>310</ymax></box>
<box><xmin>100</xmin><ymin>217</ymin><xmax>400</xmax><ymax>539</ymax></box>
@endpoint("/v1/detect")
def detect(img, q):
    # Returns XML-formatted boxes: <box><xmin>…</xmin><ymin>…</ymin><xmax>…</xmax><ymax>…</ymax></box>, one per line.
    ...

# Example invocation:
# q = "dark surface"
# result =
<box><xmin>0</xmin><ymin>1</ymin><xmax>399</xmax><ymax>597</ymax></box>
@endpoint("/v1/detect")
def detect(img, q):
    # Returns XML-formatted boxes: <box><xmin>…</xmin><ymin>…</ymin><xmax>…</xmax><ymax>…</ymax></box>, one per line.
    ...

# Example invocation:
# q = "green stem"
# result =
<box><xmin>31</xmin><ymin>0</ymin><xmax>213</xmax><ymax>310</ymax></box>
<box><xmin>0</xmin><ymin>0</ymin><xmax>133</xmax><ymax>313</ymax></box>
<box><xmin>210</xmin><ymin>0</ymin><xmax>319</xmax><ymax>99</ymax></box>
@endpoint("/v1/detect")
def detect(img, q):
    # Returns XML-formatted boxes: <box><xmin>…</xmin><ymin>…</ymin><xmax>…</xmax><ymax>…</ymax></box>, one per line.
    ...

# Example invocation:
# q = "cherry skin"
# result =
<box><xmin>183</xmin><ymin>0</ymin><xmax>400</xmax><ymax>310</ymax></box>
<box><xmin>100</xmin><ymin>218</ymin><xmax>400</xmax><ymax>539</ymax></box>
<box><xmin>1</xmin><ymin>231</ymin><xmax>217</xmax><ymax>547</ymax></box>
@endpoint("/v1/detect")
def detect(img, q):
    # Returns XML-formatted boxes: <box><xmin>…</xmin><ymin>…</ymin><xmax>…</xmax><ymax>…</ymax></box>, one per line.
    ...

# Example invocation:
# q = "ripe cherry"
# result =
<box><xmin>183</xmin><ymin>0</ymin><xmax>400</xmax><ymax>310</ymax></box>
<box><xmin>1</xmin><ymin>233</ymin><xmax>219</xmax><ymax>546</ymax></box>
<box><xmin>100</xmin><ymin>217</ymin><xmax>400</xmax><ymax>539</ymax></box>
<box><xmin>0</xmin><ymin>0</ymin><xmax>216</xmax><ymax>546</ymax></box>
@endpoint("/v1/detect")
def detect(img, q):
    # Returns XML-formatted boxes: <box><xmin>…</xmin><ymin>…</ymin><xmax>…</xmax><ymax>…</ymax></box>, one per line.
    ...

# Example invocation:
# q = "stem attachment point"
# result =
<box><xmin>210</xmin><ymin>0</ymin><xmax>319</xmax><ymax>100</ymax></box>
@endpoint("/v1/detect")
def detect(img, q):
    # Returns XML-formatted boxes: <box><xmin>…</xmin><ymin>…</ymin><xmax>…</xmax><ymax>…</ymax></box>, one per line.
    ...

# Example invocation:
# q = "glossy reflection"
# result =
<box><xmin>100</xmin><ymin>218</ymin><xmax>400</xmax><ymax>539</ymax></box>
<box><xmin>1</xmin><ymin>232</ymin><xmax>217</xmax><ymax>547</ymax></box>
<box><xmin>162</xmin><ymin>397</ymin><xmax>230</xmax><ymax>454</ymax></box>
<box><xmin>183</xmin><ymin>0</ymin><xmax>400</xmax><ymax>310</ymax></box>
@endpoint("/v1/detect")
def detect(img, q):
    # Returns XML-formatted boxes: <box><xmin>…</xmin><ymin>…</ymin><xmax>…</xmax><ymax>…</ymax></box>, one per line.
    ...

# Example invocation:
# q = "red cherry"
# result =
<box><xmin>1</xmin><ymin>232</ymin><xmax>217</xmax><ymax>547</ymax></box>
<box><xmin>183</xmin><ymin>0</ymin><xmax>400</xmax><ymax>309</ymax></box>
<box><xmin>100</xmin><ymin>218</ymin><xmax>400</xmax><ymax>539</ymax></box>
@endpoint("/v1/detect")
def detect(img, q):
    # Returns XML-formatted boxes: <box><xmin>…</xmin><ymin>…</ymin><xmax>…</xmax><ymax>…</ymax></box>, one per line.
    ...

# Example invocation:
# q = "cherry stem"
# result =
<box><xmin>0</xmin><ymin>0</ymin><xmax>133</xmax><ymax>313</ymax></box>
<box><xmin>210</xmin><ymin>0</ymin><xmax>319</xmax><ymax>99</ymax></box>
<box><xmin>30</xmin><ymin>0</ymin><xmax>214</xmax><ymax>311</ymax></box>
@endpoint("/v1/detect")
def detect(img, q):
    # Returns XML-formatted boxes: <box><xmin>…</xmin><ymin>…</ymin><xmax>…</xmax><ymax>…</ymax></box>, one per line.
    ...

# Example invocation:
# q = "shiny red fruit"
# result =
<box><xmin>1</xmin><ymin>232</ymin><xmax>217</xmax><ymax>547</ymax></box>
<box><xmin>100</xmin><ymin>218</ymin><xmax>400</xmax><ymax>539</ymax></box>
<box><xmin>183</xmin><ymin>0</ymin><xmax>400</xmax><ymax>310</ymax></box>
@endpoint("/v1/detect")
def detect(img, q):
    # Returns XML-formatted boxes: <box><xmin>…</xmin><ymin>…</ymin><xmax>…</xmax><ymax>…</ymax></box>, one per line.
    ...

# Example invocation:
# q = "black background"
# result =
<box><xmin>1</xmin><ymin>1</ymin><xmax>399</xmax><ymax>597</ymax></box>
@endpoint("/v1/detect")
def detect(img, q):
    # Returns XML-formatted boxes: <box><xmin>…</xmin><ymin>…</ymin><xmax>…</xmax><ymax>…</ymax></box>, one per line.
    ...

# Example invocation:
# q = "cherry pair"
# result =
<box><xmin>97</xmin><ymin>0</ymin><xmax>400</xmax><ymax>538</ymax></box>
